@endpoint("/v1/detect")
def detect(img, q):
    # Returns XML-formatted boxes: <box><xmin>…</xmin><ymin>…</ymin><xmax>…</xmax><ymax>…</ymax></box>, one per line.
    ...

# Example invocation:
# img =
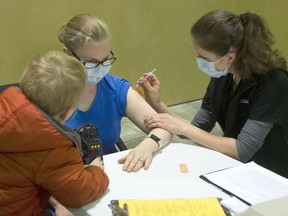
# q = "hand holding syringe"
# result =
<box><xmin>134</xmin><ymin>68</ymin><xmax>157</xmax><ymax>96</ymax></box>
<box><xmin>136</xmin><ymin>68</ymin><xmax>157</xmax><ymax>87</ymax></box>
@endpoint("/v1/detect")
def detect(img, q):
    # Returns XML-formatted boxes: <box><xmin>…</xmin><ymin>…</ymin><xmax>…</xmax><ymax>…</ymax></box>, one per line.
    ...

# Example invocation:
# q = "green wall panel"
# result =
<box><xmin>0</xmin><ymin>0</ymin><xmax>286</xmax><ymax>105</ymax></box>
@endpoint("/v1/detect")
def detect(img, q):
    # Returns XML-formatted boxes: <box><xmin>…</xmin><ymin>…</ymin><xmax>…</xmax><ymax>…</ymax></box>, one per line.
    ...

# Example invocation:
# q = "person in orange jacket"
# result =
<box><xmin>0</xmin><ymin>51</ymin><xmax>109</xmax><ymax>215</ymax></box>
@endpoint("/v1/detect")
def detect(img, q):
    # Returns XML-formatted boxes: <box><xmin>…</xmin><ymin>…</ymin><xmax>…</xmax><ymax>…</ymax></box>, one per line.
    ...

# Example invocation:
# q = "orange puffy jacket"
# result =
<box><xmin>0</xmin><ymin>87</ymin><xmax>109</xmax><ymax>215</ymax></box>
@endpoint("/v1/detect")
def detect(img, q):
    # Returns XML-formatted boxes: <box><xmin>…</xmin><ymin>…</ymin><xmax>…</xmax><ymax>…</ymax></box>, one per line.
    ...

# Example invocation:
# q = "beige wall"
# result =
<box><xmin>0</xmin><ymin>0</ymin><xmax>287</xmax><ymax>105</ymax></box>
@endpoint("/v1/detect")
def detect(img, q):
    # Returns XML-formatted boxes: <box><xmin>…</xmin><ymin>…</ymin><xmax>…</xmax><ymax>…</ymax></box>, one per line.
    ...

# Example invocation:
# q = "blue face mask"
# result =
<box><xmin>196</xmin><ymin>56</ymin><xmax>230</xmax><ymax>78</ymax></box>
<box><xmin>86</xmin><ymin>64</ymin><xmax>112</xmax><ymax>85</ymax></box>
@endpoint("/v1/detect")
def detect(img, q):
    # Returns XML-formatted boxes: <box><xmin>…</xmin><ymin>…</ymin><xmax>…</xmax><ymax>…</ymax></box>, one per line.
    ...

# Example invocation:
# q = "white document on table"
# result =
<box><xmin>200</xmin><ymin>161</ymin><xmax>288</xmax><ymax>205</ymax></box>
<box><xmin>220</xmin><ymin>196</ymin><xmax>249</xmax><ymax>214</ymax></box>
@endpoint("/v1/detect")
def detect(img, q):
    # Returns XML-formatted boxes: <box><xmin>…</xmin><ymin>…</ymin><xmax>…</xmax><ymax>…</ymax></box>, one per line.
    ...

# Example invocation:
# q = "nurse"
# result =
<box><xmin>141</xmin><ymin>10</ymin><xmax>288</xmax><ymax>178</ymax></box>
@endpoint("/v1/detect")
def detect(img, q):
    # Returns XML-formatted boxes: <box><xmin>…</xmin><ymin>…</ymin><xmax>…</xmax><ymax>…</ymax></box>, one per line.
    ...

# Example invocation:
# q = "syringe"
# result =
<box><xmin>134</xmin><ymin>68</ymin><xmax>157</xmax><ymax>96</ymax></box>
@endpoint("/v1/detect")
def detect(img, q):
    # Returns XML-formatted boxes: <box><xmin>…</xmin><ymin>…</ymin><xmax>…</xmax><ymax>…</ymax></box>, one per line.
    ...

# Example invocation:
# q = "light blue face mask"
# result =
<box><xmin>86</xmin><ymin>64</ymin><xmax>112</xmax><ymax>85</ymax></box>
<box><xmin>196</xmin><ymin>56</ymin><xmax>231</xmax><ymax>78</ymax></box>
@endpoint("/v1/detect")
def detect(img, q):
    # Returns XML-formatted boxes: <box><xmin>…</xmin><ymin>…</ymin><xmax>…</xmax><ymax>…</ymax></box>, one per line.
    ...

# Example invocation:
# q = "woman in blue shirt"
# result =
<box><xmin>58</xmin><ymin>14</ymin><xmax>172</xmax><ymax>171</ymax></box>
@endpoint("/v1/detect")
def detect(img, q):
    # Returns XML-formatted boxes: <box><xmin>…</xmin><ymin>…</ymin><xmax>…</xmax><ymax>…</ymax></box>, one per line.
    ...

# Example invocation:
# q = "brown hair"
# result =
<box><xmin>20</xmin><ymin>51</ymin><xmax>87</xmax><ymax>116</ymax></box>
<box><xmin>58</xmin><ymin>13</ymin><xmax>111</xmax><ymax>51</ymax></box>
<box><xmin>191</xmin><ymin>10</ymin><xmax>287</xmax><ymax>80</ymax></box>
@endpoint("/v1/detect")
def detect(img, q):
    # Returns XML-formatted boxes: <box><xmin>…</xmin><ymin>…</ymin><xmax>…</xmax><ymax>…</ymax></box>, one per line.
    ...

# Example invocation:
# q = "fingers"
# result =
<box><xmin>117</xmin><ymin>154</ymin><xmax>128</xmax><ymax>164</ymax></box>
<box><xmin>144</xmin><ymin>114</ymin><xmax>163</xmax><ymax>128</ymax></box>
<box><xmin>118</xmin><ymin>150</ymin><xmax>153</xmax><ymax>172</ymax></box>
<box><xmin>144</xmin><ymin>73</ymin><xmax>159</xmax><ymax>87</ymax></box>
<box><xmin>144</xmin><ymin>72</ymin><xmax>158</xmax><ymax>81</ymax></box>
<box><xmin>137</xmin><ymin>73</ymin><xmax>150</xmax><ymax>85</ymax></box>
<box><xmin>138</xmin><ymin>73</ymin><xmax>158</xmax><ymax>87</ymax></box>
<box><xmin>141</xmin><ymin>77</ymin><xmax>152</xmax><ymax>88</ymax></box>
<box><xmin>131</xmin><ymin>157</ymin><xmax>152</xmax><ymax>172</ymax></box>
<box><xmin>122</xmin><ymin>156</ymin><xmax>145</xmax><ymax>173</ymax></box>
<box><xmin>143</xmin><ymin>157</ymin><xmax>152</xmax><ymax>170</ymax></box>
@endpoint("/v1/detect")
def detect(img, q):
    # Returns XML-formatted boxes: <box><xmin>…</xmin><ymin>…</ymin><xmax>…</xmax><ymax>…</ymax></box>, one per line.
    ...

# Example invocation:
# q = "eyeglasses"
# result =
<box><xmin>69</xmin><ymin>50</ymin><xmax>116</xmax><ymax>69</ymax></box>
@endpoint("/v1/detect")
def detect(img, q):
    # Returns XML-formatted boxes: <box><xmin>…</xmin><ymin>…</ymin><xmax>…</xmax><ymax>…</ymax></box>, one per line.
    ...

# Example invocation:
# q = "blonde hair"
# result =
<box><xmin>58</xmin><ymin>13</ymin><xmax>111</xmax><ymax>51</ymax></box>
<box><xmin>20</xmin><ymin>51</ymin><xmax>87</xmax><ymax>116</ymax></box>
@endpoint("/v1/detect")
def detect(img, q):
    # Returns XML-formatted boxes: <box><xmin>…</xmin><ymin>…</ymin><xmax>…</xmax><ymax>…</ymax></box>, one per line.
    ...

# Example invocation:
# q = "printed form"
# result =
<box><xmin>117</xmin><ymin>198</ymin><xmax>226</xmax><ymax>216</ymax></box>
<box><xmin>201</xmin><ymin>161</ymin><xmax>288</xmax><ymax>205</ymax></box>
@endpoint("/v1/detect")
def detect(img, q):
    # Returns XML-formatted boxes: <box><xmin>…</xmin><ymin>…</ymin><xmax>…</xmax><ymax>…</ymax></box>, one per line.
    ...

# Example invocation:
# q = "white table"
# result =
<box><xmin>71</xmin><ymin>142</ymin><xmax>242</xmax><ymax>216</ymax></box>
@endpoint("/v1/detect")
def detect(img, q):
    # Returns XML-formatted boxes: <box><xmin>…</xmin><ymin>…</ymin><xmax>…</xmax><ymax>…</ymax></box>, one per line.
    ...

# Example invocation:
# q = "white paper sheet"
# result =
<box><xmin>220</xmin><ymin>197</ymin><xmax>249</xmax><ymax>214</ymax></box>
<box><xmin>201</xmin><ymin>162</ymin><xmax>288</xmax><ymax>205</ymax></box>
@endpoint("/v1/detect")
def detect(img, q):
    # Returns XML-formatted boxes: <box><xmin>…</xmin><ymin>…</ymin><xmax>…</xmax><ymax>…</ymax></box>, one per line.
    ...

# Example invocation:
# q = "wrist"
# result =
<box><xmin>150</xmin><ymin>100</ymin><xmax>163</xmax><ymax>113</ymax></box>
<box><xmin>145</xmin><ymin>134</ymin><xmax>161</xmax><ymax>150</ymax></box>
<box><xmin>182</xmin><ymin>123</ymin><xmax>194</xmax><ymax>138</ymax></box>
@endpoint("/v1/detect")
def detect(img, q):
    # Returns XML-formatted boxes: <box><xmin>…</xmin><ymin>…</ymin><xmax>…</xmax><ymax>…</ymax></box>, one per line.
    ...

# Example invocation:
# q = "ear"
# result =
<box><xmin>55</xmin><ymin>107</ymin><xmax>74</xmax><ymax>123</ymax></box>
<box><xmin>59</xmin><ymin>108</ymin><xmax>70</xmax><ymax>122</ymax></box>
<box><xmin>227</xmin><ymin>48</ymin><xmax>237</xmax><ymax>62</ymax></box>
<box><xmin>63</xmin><ymin>47</ymin><xmax>69</xmax><ymax>55</ymax></box>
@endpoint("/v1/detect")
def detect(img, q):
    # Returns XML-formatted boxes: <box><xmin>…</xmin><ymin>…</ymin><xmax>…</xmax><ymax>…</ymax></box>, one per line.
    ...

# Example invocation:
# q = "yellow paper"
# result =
<box><xmin>118</xmin><ymin>198</ymin><xmax>226</xmax><ymax>216</ymax></box>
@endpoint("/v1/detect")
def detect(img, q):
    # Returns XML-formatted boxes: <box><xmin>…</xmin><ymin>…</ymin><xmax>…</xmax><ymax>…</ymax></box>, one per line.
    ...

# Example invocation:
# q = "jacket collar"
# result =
<box><xmin>39</xmin><ymin>109</ymin><xmax>83</xmax><ymax>154</ymax></box>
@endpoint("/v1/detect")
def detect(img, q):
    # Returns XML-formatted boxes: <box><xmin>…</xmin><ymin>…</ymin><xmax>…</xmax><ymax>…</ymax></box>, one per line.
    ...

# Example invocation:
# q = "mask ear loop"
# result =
<box><xmin>213</xmin><ymin>55</ymin><xmax>226</xmax><ymax>64</ymax></box>
<box><xmin>214</xmin><ymin>54</ymin><xmax>233</xmax><ymax>73</ymax></box>
<box><xmin>224</xmin><ymin>61</ymin><xmax>232</xmax><ymax>72</ymax></box>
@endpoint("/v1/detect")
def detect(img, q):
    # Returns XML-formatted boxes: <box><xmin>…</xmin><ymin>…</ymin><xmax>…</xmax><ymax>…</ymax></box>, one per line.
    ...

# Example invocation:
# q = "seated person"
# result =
<box><xmin>58</xmin><ymin>13</ymin><xmax>173</xmax><ymax>173</ymax></box>
<box><xmin>0</xmin><ymin>51</ymin><xmax>109</xmax><ymax>215</ymax></box>
<box><xmin>140</xmin><ymin>10</ymin><xmax>288</xmax><ymax>178</ymax></box>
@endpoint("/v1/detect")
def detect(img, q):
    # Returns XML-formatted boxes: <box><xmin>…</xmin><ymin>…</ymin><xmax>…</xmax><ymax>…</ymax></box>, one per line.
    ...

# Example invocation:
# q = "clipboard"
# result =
<box><xmin>109</xmin><ymin>198</ymin><xmax>232</xmax><ymax>216</ymax></box>
<box><xmin>199</xmin><ymin>162</ymin><xmax>288</xmax><ymax>207</ymax></box>
<box><xmin>200</xmin><ymin>172</ymin><xmax>251</xmax><ymax>206</ymax></box>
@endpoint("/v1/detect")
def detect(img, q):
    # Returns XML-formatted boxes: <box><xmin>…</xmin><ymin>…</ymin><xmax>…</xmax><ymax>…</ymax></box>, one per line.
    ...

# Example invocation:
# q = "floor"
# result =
<box><xmin>120</xmin><ymin>100</ymin><xmax>223</xmax><ymax>149</ymax></box>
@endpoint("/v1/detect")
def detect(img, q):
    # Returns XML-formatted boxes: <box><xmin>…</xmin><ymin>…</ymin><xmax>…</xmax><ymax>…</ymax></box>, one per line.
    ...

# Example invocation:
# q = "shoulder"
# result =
<box><xmin>101</xmin><ymin>74</ymin><xmax>130</xmax><ymax>92</ymax></box>
<box><xmin>99</xmin><ymin>74</ymin><xmax>131</xmax><ymax>115</ymax></box>
<box><xmin>268</xmin><ymin>69</ymin><xmax>288</xmax><ymax>84</ymax></box>
<box><xmin>103</xmin><ymin>74</ymin><xmax>130</xmax><ymax>86</ymax></box>
<box><xmin>249</xmin><ymin>69</ymin><xmax>288</xmax><ymax>123</ymax></box>
<box><xmin>251</xmin><ymin>69</ymin><xmax>288</xmax><ymax>105</ymax></box>
<box><xmin>258</xmin><ymin>69</ymin><xmax>288</xmax><ymax>92</ymax></box>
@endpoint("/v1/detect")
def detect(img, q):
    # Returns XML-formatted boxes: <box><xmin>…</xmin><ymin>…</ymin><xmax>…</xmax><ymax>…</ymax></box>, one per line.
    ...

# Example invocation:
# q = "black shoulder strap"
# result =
<box><xmin>0</xmin><ymin>83</ymin><xmax>20</xmax><ymax>93</ymax></box>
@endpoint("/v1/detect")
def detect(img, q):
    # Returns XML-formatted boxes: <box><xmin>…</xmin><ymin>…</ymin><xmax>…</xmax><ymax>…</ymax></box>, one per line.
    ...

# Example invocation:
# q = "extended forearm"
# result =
<box><xmin>183</xmin><ymin>124</ymin><xmax>239</xmax><ymax>159</ymax></box>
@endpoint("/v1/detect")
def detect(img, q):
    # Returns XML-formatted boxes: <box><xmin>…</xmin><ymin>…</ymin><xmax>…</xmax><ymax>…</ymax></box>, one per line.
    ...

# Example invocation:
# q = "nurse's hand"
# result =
<box><xmin>137</xmin><ymin>73</ymin><xmax>161</xmax><ymax>108</ymax></box>
<box><xmin>118</xmin><ymin>137</ymin><xmax>158</xmax><ymax>172</ymax></box>
<box><xmin>144</xmin><ymin>113</ymin><xmax>188</xmax><ymax>135</ymax></box>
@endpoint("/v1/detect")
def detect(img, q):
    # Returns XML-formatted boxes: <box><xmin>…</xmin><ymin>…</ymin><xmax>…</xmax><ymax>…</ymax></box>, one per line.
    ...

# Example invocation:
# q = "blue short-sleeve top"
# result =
<box><xmin>65</xmin><ymin>74</ymin><xmax>130</xmax><ymax>154</ymax></box>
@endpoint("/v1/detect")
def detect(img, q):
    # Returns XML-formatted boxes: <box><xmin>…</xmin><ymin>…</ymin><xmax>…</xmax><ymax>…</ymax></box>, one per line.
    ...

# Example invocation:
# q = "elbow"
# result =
<box><xmin>64</xmin><ymin>179</ymin><xmax>109</xmax><ymax>208</ymax></box>
<box><xmin>233</xmin><ymin>152</ymin><xmax>241</xmax><ymax>161</ymax></box>
<box><xmin>55</xmin><ymin>170</ymin><xmax>109</xmax><ymax>208</ymax></box>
